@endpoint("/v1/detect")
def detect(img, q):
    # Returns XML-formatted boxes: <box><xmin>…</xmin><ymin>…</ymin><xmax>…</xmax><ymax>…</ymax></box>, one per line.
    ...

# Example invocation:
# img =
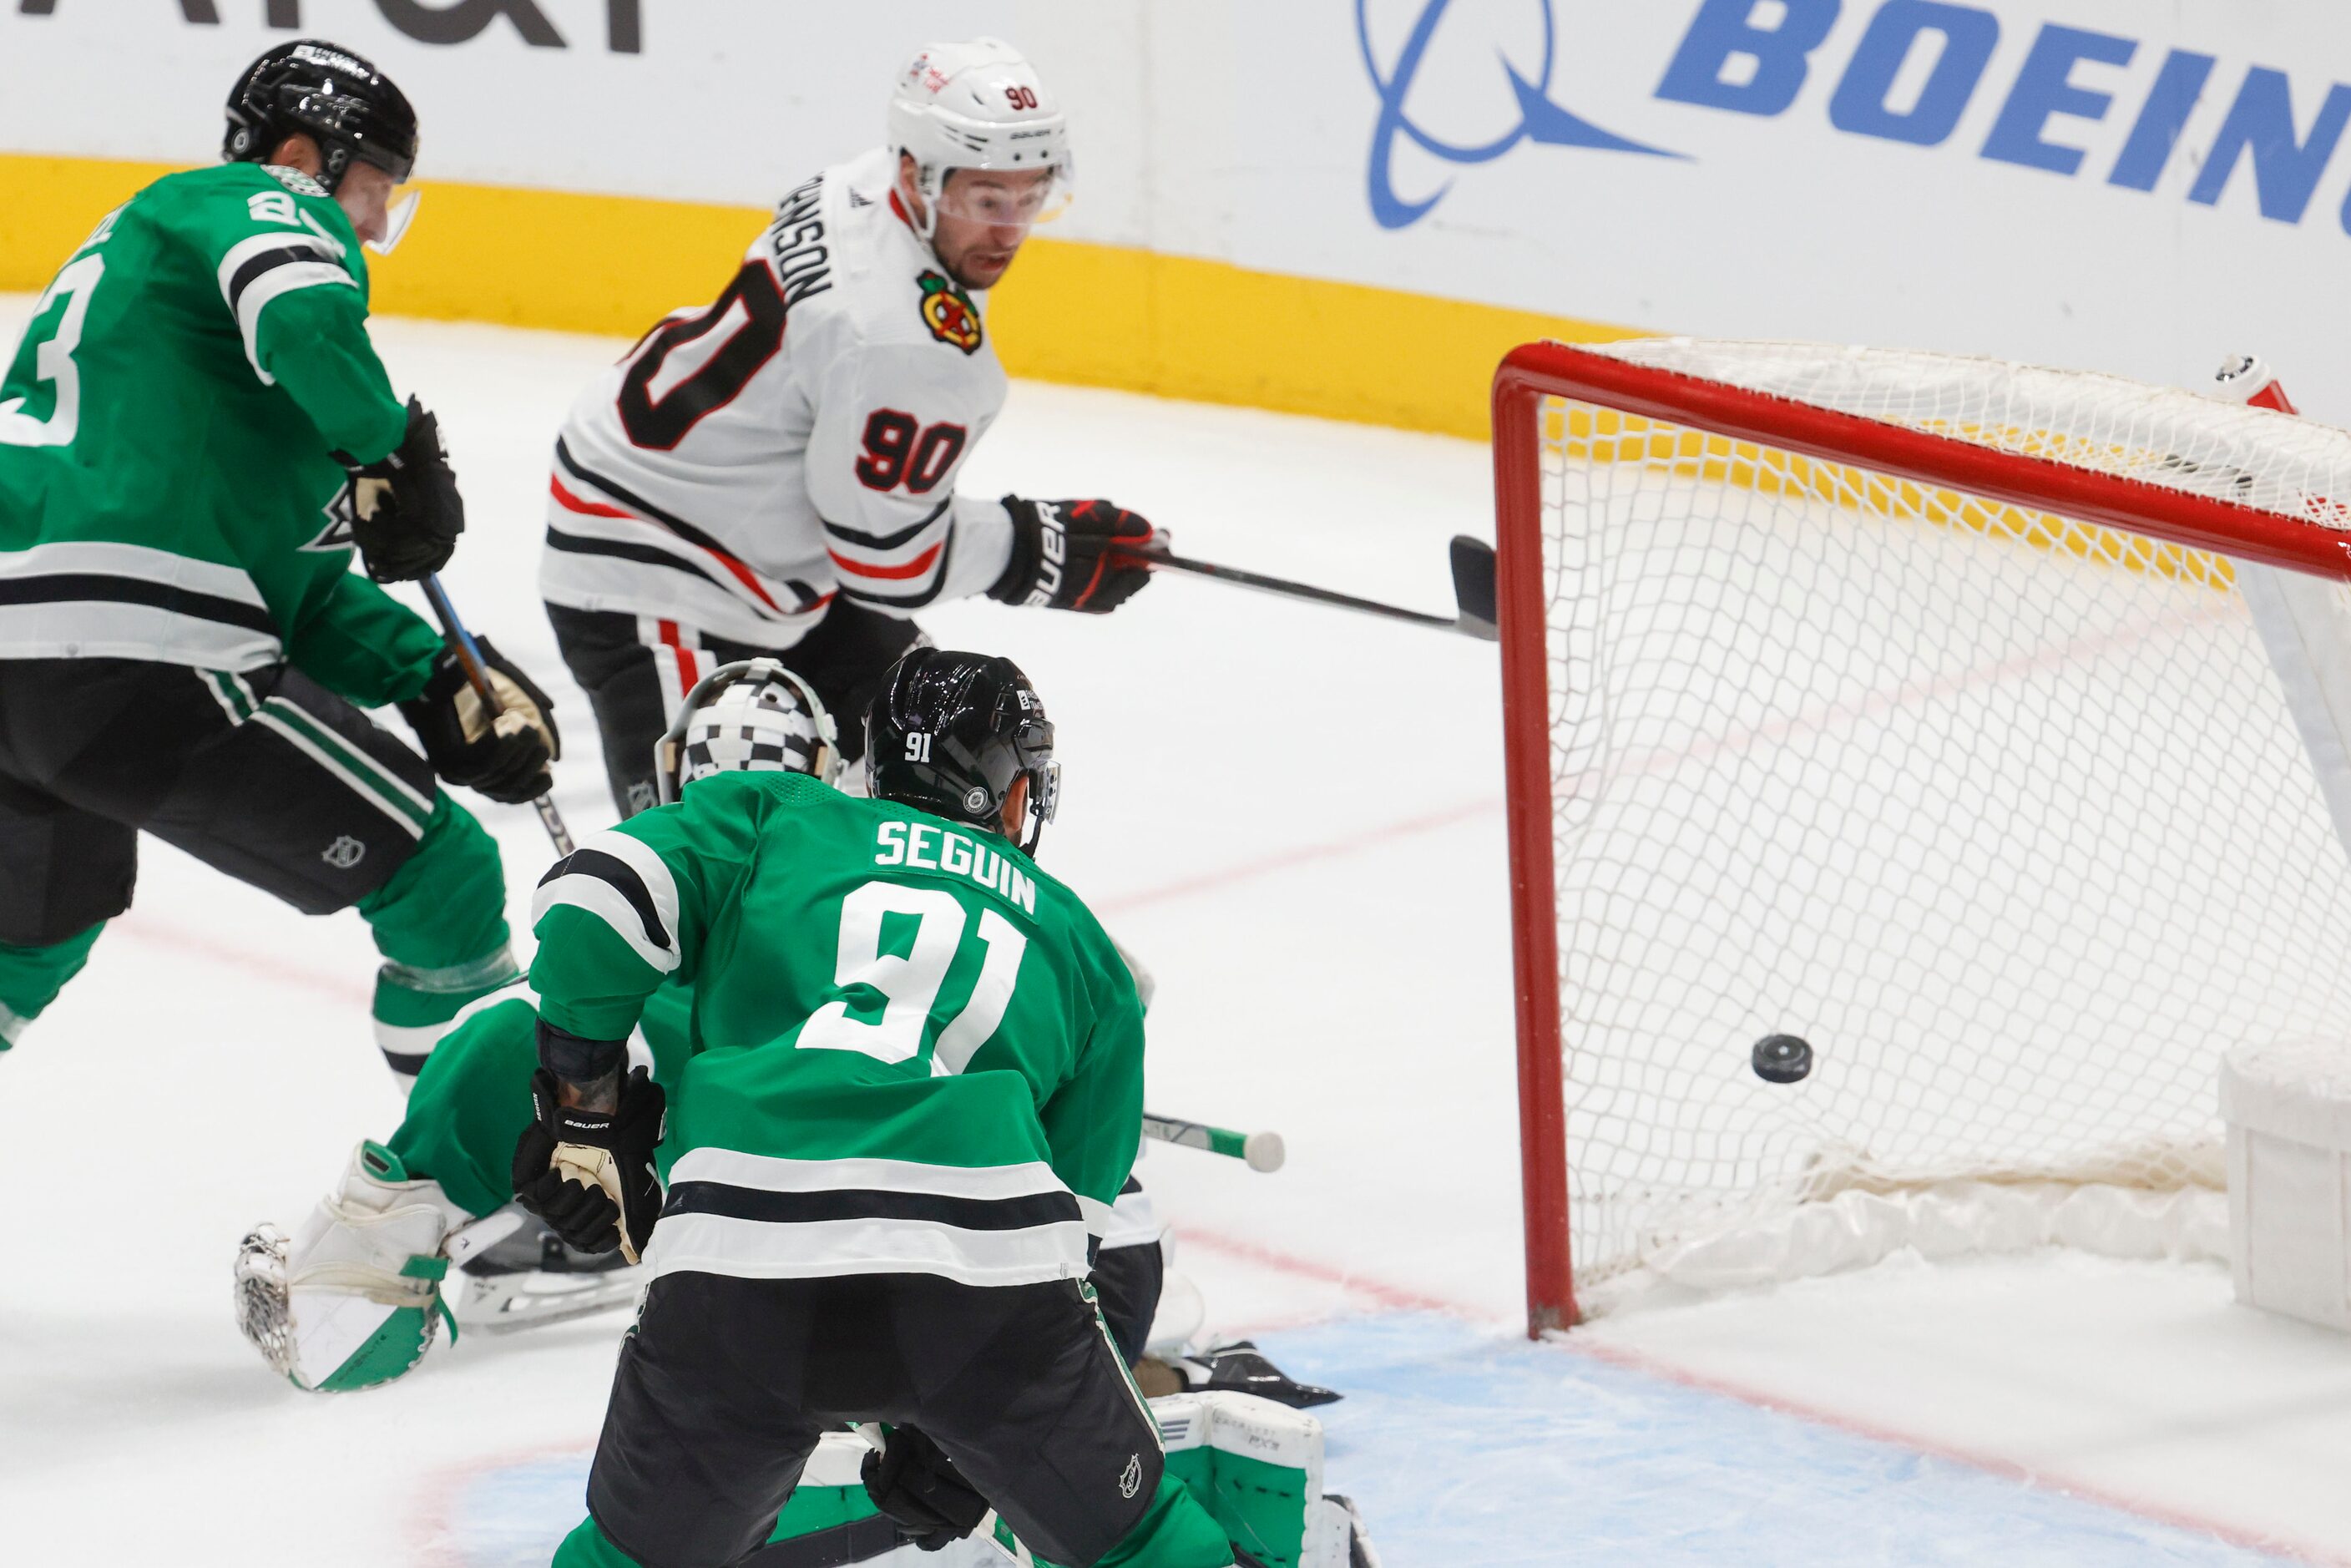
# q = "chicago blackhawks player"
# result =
<box><xmin>541</xmin><ymin>37</ymin><xmax>1158</xmax><ymax>817</ymax></box>
<box><xmin>236</xmin><ymin>661</ymin><xmax>1335</xmax><ymax>1423</ymax></box>
<box><xmin>0</xmin><ymin>41</ymin><xmax>557</xmax><ymax>1080</ymax></box>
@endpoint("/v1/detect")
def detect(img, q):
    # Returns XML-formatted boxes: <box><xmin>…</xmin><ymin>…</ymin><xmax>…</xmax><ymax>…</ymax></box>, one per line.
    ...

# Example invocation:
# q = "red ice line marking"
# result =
<box><xmin>1566</xmin><ymin>1333</ymin><xmax>2349</xmax><ymax>1567</ymax></box>
<box><xmin>1151</xmin><ymin>1228</ymin><xmax>2344</xmax><ymax>1565</ymax></box>
<box><xmin>108</xmin><ymin>913</ymin><xmax>374</xmax><ymax>1007</ymax></box>
<box><xmin>1568</xmin><ymin>598</ymin><xmax>2237</xmax><ymax>790</ymax></box>
<box><xmin>1091</xmin><ymin>604</ymin><xmax>2230</xmax><ymax>918</ymax></box>
<box><xmin>1174</xmin><ymin>1224</ymin><xmax>1504</xmax><ymax>1323</ymax></box>
<box><xmin>1094</xmin><ymin>797</ymin><xmax>1503</xmax><ymax>917</ymax></box>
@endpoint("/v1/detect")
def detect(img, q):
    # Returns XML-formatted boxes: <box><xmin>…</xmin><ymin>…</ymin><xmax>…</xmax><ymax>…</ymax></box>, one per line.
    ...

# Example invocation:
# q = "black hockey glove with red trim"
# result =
<box><xmin>336</xmin><ymin>396</ymin><xmax>465</xmax><ymax>583</ymax></box>
<box><xmin>512</xmin><ymin>1066</ymin><xmax>665</xmax><ymax>1262</ymax></box>
<box><xmin>862</xmin><ymin>1424</ymin><xmax>990</xmax><ymax>1551</ymax></box>
<box><xmin>988</xmin><ymin>496</ymin><xmax>1158</xmax><ymax>614</ymax></box>
<box><xmin>398</xmin><ymin>638</ymin><xmax>560</xmax><ymax>804</ymax></box>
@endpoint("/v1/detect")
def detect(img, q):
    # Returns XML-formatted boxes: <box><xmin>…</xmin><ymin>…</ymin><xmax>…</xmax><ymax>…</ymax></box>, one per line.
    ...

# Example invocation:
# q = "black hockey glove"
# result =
<box><xmin>512</xmin><ymin>1066</ymin><xmax>665</xmax><ymax>1264</ymax></box>
<box><xmin>337</xmin><ymin>396</ymin><xmax>465</xmax><ymax>583</ymax></box>
<box><xmin>398</xmin><ymin>638</ymin><xmax>560</xmax><ymax>804</ymax></box>
<box><xmin>861</xmin><ymin>1424</ymin><xmax>990</xmax><ymax>1551</ymax></box>
<box><xmin>988</xmin><ymin>496</ymin><xmax>1159</xmax><ymax>614</ymax></box>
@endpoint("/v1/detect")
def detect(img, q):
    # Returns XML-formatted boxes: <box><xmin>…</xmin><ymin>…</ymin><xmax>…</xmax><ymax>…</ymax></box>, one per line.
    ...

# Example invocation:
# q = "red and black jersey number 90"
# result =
<box><xmin>617</xmin><ymin>263</ymin><xmax>788</xmax><ymax>451</ymax></box>
<box><xmin>855</xmin><ymin>411</ymin><xmax>967</xmax><ymax>494</ymax></box>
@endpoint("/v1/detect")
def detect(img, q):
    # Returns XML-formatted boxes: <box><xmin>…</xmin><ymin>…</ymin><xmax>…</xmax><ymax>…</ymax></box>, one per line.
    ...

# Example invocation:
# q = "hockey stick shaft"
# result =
<box><xmin>1130</xmin><ymin>542</ymin><xmax>1499</xmax><ymax>641</ymax></box>
<box><xmin>420</xmin><ymin>574</ymin><xmax>577</xmax><ymax>856</ymax></box>
<box><xmin>1142</xmin><ymin>1112</ymin><xmax>1285</xmax><ymax>1173</ymax></box>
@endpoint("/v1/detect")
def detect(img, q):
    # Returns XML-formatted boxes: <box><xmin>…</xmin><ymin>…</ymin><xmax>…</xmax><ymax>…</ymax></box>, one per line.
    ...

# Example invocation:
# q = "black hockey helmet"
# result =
<box><xmin>224</xmin><ymin>40</ymin><xmax>418</xmax><ymax>191</ymax></box>
<box><xmin>867</xmin><ymin>649</ymin><xmax>1059</xmax><ymax>854</ymax></box>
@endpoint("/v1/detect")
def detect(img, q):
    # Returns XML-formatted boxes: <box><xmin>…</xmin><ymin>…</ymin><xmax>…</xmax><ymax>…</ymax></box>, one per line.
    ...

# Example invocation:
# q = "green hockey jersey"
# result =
<box><xmin>528</xmin><ymin>769</ymin><xmax>1145</xmax><ymax>1289</ymax></box>
<box><xmin>0</xmin><ymin>162</ymin><xmax>441</xmax><ymax>705</ymax></box>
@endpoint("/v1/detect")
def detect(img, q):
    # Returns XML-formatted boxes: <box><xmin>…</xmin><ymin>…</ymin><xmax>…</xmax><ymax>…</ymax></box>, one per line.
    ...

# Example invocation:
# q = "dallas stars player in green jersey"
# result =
<box><xmin>0</xmin><ymin>41</ymin><xmax>557</xmax><ymax>1080</ymax></box>
<box><xmin>506</xmin><ymin>648</ymin><xmax>1235</xmax><ymax>1567</ymax></box>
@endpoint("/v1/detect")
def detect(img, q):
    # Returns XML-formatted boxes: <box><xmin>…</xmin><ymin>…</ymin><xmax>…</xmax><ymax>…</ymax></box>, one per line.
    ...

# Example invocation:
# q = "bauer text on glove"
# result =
<box><xmin>988</xmin><ymin>496</ymin><xmax>1157</xmax><ymax>613</ymax></box>
<box><xmin>512</xmin><ymin>1065</ymin><xmax>665</xmax><ymax>1263</ymax></box>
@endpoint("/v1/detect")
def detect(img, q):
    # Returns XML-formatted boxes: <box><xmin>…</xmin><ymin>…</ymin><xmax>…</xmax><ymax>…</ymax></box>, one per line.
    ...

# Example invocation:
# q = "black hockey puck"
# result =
<box><xmin>1752</xmin><ymin>1033</ymin><xmax>1814</xmax><ymax>1084</ymax></box>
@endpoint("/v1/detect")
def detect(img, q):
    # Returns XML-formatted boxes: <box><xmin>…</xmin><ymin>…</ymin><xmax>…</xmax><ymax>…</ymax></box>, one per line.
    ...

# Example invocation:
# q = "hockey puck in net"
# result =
<box><xmin>1752</xmin><ymin>1033</ymin><xmax>1814</xmax><ymax>1084</ymax></box>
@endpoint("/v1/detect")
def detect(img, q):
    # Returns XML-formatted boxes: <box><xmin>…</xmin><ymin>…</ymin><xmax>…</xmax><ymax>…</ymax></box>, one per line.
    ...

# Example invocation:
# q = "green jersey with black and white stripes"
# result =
<box><xmin>528</xmin><ymin>769</ymin><xmax>1146</xmax><ymax>1290</ymax></box>
<box><xmin>0</xmin><ymin>162</ymin><xmax>441</xmax><ymax>706</ymax></box>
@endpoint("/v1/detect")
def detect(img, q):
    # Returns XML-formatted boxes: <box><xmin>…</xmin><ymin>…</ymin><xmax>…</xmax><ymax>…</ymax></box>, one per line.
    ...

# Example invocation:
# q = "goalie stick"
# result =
<box><xmin>1143</xmin><ymin>1112</ymin><xmax>1285</xmax><ymax>1172</ymax></box>
<box><xmin>1123</xmin><ymin>535</ymin><xmax>1499</xmax><ymax>642</ymax></box>
<box><xmin>420</xmin><ymin>574</ymin><xmax>577</xmax><ymax>856</ymax></box>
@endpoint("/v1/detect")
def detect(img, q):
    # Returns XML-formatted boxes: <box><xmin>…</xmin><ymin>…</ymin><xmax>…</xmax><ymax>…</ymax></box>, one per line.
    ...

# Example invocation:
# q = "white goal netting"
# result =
<box><xmin>1534</xmin><ymin>340</ymin><xmax>2351</xmax><ymax>1303</ymax></box>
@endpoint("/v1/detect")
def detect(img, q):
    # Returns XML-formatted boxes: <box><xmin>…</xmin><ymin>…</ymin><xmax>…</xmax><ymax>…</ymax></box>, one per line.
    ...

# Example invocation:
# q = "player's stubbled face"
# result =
<box><xmin>336</xmin><ymin>161</ymin><xmax>400</xmax><ymax>247</ymax></box>
<box><xmin>932</xmin><ymin>168</ymin><xmax>1054</xmax><ymax>291</ymax></box>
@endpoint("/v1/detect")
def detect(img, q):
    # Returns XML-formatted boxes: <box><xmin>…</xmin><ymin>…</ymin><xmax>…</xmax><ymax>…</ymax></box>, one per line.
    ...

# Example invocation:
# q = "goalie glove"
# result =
<box><xmin>398</xmin><ymin>638</ymin><xmax>560</xmax><ymax>804</ymax></box>
<box><xmin>512</xmin><ymin>1066</ymin><xmax>665</xmax><ymax>1264</ymax></box>
<box><xmin>988</xmin><ymin>496</ymin><xmax>1158</xmax><ymax>614</ymax></box>
<box><xmin>337</xmin><ymin>396</ymin><xmax>465</xmax><ymax>582</ymax></box>
<box><xmin>861</xmin><ymin>1424</ymin><xmax>991</xmax><ymax>1551</ymax></box>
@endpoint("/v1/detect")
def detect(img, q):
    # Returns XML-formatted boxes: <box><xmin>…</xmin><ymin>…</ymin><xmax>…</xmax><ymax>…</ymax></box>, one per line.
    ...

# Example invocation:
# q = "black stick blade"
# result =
<box><xmin>1451</xmin><ymin>535</ymin><xmax>1499</xmax><ymax>641</ymax></box>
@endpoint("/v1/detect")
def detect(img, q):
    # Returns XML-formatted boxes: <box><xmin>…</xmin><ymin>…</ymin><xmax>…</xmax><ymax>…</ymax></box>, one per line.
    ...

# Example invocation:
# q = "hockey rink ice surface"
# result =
<box><xmin>6</xmin><ymin>301</ymin><xmax>2351</xmax><ymax>1566</ymax></box>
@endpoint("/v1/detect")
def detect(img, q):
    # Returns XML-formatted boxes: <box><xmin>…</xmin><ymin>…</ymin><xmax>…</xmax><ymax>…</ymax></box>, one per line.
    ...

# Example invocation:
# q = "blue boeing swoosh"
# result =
<box><xmin>1360</xmin><ymin>0</ymin><xmax>1683</xmax><ymax>230</ymax></box>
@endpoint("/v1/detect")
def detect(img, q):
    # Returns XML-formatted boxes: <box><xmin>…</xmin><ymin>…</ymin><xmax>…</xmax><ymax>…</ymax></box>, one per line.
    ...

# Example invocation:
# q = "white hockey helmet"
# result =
<box><xmin>887</xmin><ymin>38</ymin><xmax>1071</xmax><ymax>240</ymax></box>
<box><xmin>655</xmin><ymin>659</ymin><xmax>842</xmax><ymax>806</ymax></box>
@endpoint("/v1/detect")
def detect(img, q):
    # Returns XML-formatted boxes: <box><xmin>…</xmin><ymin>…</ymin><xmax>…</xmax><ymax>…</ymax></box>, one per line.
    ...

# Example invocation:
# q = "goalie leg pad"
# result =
<box><xmin>235</xmin><ymin>1141</ymin><xmax>469</xmax><ymax>1392</ymax></box>
<box><xmin>751</xmin><ymin>1395</ymin><xmax>1378</xmax><ymax>1568</ymax></box>
<box><xmin>1155</xmin><ymin>1392</ymin><xmax>1377</xmax><ymax>1568</ymax></box>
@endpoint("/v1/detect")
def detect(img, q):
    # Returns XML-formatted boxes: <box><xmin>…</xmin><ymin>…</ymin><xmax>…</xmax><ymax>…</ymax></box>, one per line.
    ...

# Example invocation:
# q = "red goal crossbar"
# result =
<box><xmin>1489</xmin><ymin>340</ymin><xmax>2351</xmax><ymax>1338</ymax></box>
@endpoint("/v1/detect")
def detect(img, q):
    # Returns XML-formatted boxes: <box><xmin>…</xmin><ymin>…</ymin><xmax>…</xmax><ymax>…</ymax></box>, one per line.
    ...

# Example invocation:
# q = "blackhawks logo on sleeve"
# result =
<box><xmin>916</xmin><ymin>271</ymin><xmax>983</xmax><ymax>356</ymax></box>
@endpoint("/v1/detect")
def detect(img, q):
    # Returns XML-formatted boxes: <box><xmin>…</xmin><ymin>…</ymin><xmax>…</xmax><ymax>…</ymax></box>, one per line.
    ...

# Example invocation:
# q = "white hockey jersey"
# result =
<box><xmin>539</xmin><ymin>148</ymin><xmax>1015</xmax><ymax>648</ymax></box>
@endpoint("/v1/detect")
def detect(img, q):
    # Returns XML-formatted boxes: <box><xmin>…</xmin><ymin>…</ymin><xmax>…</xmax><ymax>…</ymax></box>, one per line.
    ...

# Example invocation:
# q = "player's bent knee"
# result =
<box><xmin>0</xmin><ymin>807</ymin><xmax>133</xmax><ymax>946</ymax></box>
<box><xmin>359</xmin><ymin>795</ymin><xmax>511</xmax><ymax>962</ymax></box>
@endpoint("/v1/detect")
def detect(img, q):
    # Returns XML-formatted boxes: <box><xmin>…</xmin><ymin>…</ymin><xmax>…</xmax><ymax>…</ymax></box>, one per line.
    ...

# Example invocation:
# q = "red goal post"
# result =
<box><xmin>1492</xmin><ymin>340</ymin><xmax>2351</xmax><ymax>1337</ymax></box>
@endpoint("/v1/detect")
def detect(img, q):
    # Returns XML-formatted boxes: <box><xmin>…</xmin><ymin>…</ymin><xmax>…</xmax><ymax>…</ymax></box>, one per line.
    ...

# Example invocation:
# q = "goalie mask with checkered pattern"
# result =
<box><xmin>655</xmin><ymin>659</ymin><xmax>842</xmax><ymax>805</ymax></box>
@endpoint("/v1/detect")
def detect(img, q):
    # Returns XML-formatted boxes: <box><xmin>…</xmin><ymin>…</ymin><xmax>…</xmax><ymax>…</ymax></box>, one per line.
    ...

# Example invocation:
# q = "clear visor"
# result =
<box><xmin>933</xmin><ymin>164</ymin><xmax>1071</xmax><ymax>231</ymax></box>
<box><xmin>1035</xmin><ymin>758</ymin><xmax>1062</xmax><ymax>824</ymax></box>
<box><xmin>367</xmin><ymin>189</ymin><xmax>422</xmax><ymax>257</ymax></box>
<box><xmin>1020</xmin><ymin>758</ymin><xmax>1061</xmax><ymax>856</ymax></box>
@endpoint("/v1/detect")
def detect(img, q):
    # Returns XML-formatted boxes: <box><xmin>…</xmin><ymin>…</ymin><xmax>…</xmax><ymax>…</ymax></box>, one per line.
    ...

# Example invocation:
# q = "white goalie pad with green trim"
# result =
<box><xmin>232</xmin><ymin>1141</ymin><xmax>468</xmax><ymax>1393</ymax></box>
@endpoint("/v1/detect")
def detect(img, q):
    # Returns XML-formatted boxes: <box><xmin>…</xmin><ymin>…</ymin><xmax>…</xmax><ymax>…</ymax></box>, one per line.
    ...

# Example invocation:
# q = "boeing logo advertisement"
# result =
<box><xmin>1362</xmin><ymin>0</ymin><xmax>2351</xmax><ymax>237</ymax></box>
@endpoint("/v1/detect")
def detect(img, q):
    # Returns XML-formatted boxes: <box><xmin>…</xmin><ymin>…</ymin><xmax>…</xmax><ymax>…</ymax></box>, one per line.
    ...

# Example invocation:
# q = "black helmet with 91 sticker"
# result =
<box><xmin>866</xmin><ymin>649</ymin><xmax>1059</xmax><ymax>855</ymax></box>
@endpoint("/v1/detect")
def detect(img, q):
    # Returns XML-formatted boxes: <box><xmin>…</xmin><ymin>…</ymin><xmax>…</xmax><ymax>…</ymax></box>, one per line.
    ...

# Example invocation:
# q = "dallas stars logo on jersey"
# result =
<box><xmin>916</xmin><ymin>271</ymin><xmax>983</xmax><ymax>355</ymax></box>
<box><xmin>303</xmin><ymin>480</ymin><xmax>360</xmax><ymax>554</ymax></box>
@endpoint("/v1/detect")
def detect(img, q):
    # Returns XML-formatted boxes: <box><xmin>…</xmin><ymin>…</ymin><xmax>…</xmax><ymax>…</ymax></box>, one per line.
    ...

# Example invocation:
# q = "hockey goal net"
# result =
<box><xmin>1494</xmin><ymin>339</ymin><xmax>2351</xmax><ymax>1333</ymax></box>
